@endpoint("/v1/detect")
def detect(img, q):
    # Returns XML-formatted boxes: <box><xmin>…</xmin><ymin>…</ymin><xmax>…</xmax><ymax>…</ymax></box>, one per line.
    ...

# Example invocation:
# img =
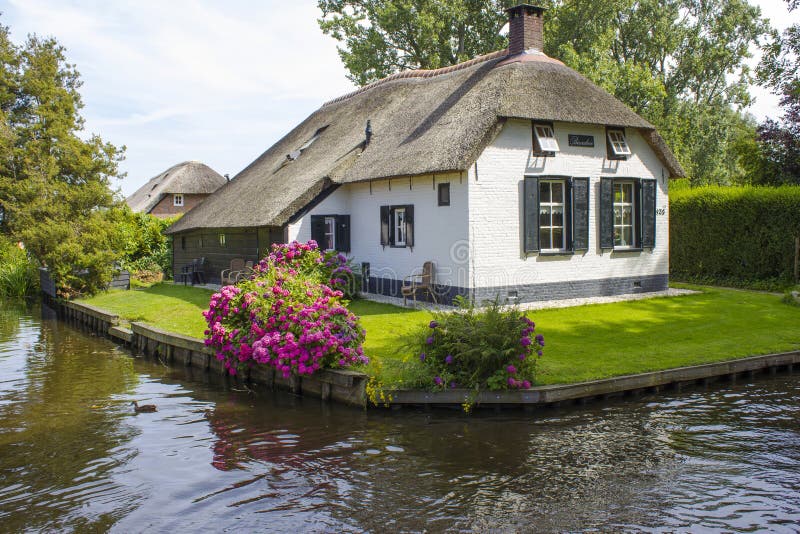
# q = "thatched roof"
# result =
<box><xmin>126</xmin><ymin>161</ymin><xmax>227</xmax><ymax>214</ymax></box>
<box><xmin>168</xmin><ymin>50</ymin><xmax>684</xmax><ymax>234</ymax></box>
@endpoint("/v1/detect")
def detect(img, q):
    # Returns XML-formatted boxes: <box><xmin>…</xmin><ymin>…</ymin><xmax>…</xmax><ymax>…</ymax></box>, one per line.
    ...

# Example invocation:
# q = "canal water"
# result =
<box><xmin>1</xmin><ymin>302</ymin><xmax>799</xmax><ymax>532</ymax></box>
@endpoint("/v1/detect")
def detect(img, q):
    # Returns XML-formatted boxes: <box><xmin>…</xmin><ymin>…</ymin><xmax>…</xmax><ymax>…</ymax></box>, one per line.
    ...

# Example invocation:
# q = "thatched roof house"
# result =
<box><xmin>168</xmin><ymin>41</ymin><xmax>681</xmax><ymax>234</ymax></box>
<box><xmin>169</xmin><ymin>4</ymin><xmax>683</xmax><ymax>305</ymax></box>
<box><xmin>126</xmin><ymin>161</ymin><xmax>227</xmax><ymax>218</ymax></box>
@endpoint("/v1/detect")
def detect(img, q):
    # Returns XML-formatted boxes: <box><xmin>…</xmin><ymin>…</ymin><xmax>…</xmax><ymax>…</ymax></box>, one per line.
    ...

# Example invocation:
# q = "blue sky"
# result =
<box><xmin>2</xmin><ymin>0</ymin><xmax>797</xmax><ymax>197</ymax></box>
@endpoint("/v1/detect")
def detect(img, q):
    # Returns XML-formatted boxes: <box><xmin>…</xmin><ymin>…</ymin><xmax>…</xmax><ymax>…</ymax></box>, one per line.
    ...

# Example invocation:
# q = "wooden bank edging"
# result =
<box><xmin>385</xmin><ymin>350</ymin><xmax>800</xmax><ymax>408</ymax></box>
<box><xmin>52</xmin><ymin>298</ymin><xmax>368</xmax><ymax>408</ymax></box>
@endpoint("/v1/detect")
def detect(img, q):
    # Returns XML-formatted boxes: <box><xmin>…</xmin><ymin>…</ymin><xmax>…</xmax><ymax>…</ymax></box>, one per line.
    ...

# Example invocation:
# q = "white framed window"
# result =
<box><xmin>393</xmin><ymin>207</ymin><xmax>406</xmax><ymax>247</ymax></box>
<box><xmin>173</xmin><ymin>194</ymin><xmax>184</xmax><ymax>207</ymax></box>
<box><xmin>607</xmin><ymin>129</ymin><xmax>631</xmax><ymax>157</ymax></box>
<box><xmin>533</xmin><ymin>123</ymin><xmax>560</xmax><ymax>153</ymax></box>
<box><xmin>323</xmin><ymin>216</ymin><xmax>336</xmax><ymax>251</ymax></box>
<box><xmin>219</xmin><ymin>233</ymin><xmax>226</xmax><ymax>247</ymax></box>
<box><xmin>613</xmin><ymin>181</ymin><xmax>635</xmax><ymax>248</ymax></box>
<box><xmin>538</xmin><ymin>180</ymin><xmax>566</xmax><ymax>251</ymax></box>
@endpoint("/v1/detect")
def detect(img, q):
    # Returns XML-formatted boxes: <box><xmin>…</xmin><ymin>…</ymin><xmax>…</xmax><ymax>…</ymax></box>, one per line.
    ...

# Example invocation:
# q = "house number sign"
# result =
<box><xmin>568</xmin><ymin>134</ymin><xmax>594</xmax><ymax>147</ymax></box>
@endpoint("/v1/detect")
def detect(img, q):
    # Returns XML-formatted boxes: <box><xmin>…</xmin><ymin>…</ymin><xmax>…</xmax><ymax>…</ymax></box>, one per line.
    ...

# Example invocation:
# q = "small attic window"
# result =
<box><xmin>607</xmin><ymin>128</ymin><xmax>632</xmax><ymax>159</ymax></box>
<box><xmin>173</xmin><ymin>194</ymin><xmax>184</xmax><ymax>207</ymax></box>
<box><xmin>287</xmin><ymin>125</ymin><xmax>330</xmax><ymax>162</ymax></box>
<box><xmin>532</xmin><ymin>122</ymin><xmax>559</xmax><ymax>155</ymax></box>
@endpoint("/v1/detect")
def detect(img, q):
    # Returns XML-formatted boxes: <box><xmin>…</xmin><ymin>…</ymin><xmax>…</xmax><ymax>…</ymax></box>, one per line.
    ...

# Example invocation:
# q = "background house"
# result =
<box><xmin>126</xmin><ymin>161</ymin><xmax>227</xmax><ymax>218</ymax></box>
<box><xmin>167</xmin><ymin>5</ymin><xmax>683</xmax><ymax>303</ymax></box>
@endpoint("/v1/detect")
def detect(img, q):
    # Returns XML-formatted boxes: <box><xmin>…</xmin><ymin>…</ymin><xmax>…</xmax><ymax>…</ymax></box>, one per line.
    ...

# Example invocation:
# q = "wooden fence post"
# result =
<box><xmin>794</xmin><ymin>236</ymin><xmax>799</xmax><ymax>284</ymax></box>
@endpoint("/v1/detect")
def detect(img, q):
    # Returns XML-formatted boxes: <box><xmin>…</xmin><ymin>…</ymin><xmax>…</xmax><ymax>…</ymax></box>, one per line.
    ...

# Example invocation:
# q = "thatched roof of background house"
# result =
<box><xmin>126</xmin><ymin>161</ymin><xmax>227</xmax><ymax>214</ymax></box>
<box><xmin>167</xmin><ymin>51</ymin><xmax>684</xmax><ymax>234</ymax></box>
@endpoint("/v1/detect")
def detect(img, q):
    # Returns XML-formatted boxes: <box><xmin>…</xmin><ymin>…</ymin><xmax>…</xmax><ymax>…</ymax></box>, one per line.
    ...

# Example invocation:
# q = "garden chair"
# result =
<box><xmin>401</xmin><ymin>261</ymin><xmax>437</xmax><ymax>306</ymax></box>
<box><xmin>220</xmin><ymin>258</ymin><xmax>245</xmax><ymax>285</ymax></box>
<box><xmin>179</xmin><ymin>257</ymin><xmax>206</xmax><ymax>286</ymax></box>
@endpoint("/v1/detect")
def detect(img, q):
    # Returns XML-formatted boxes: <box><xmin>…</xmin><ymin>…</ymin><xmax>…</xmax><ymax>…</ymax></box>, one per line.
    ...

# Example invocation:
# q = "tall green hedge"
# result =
<box><xmin>670</xmin><ymin>185</ymin><xmax>800</xmax><ymax>288</ymax></box>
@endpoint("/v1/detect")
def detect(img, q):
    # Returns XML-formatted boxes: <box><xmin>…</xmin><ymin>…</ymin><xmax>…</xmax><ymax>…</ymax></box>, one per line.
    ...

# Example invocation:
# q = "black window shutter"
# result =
<box><xmin>380</xmin><ymin>206</ymin><xmax>390</xmax><ymax>246</ymax></box>
<box><xmin>523</xmin><ymin>176</ymin><xmax>539</xmax><ymax>253</ymax></box>
<box><xmin>310</xmin><ymin>215</ymin><xmax>325</xmax><ymax>246</ymax></box>
<box><xmin>405</xmin><ymin>205</ymin><xmax>414</xmax><ymax>247</ymax></box>
<box><xmin>336</xmin><ymin>215</ymin><xmax>351</xmax><ymax>252</ymax></box>
<box><xmin>571</xmin><ymin>177</ymin><xmax>590</xmax><ymax>251</ymax></box>
<box><xmin>599</xmin><ymin>177</ymin><xmax>615</xmax><ymax>249</ymax></box>
<box><xmin>641</xmin><ymin>179</ymin><xmax>656</xmax><ymax>248</ymax></box>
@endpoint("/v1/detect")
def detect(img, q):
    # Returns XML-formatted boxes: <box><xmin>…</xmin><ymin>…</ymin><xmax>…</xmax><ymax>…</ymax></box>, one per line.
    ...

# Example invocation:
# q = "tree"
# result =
<box><xmin>0</xmin><ymin>22</ymin><xmax>126</xmax><ymax>296</ymax></box>
<box><xmin>318</xmin><ymin>0</ymin><xmax>772</xmax><ymax>185</ymax></box>
<box><xmin>755</xmin><ymin>0</ymin><xmax>800</xmax><ymax>185</ymax></box>
<box><xmin>318</xmin><ymin>0</ymin><xmax>508</xmax><ymax>86</ymax></box>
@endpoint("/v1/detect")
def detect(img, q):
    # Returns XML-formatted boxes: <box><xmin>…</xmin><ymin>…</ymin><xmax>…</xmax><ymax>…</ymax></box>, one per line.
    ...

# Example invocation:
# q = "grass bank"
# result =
<box><xmin>80</xmin><ymin>283</ymin><xmax>800</xmax><ymax>387</ymax></box>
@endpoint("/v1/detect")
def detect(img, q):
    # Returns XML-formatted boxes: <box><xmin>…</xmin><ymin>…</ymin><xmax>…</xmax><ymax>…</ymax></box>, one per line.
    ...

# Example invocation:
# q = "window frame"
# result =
<box><xmin>606</xmin><ymin>127</ymin><xmax>631</xmax><ymax>159</ymax></box>
<box><xmin>532</xmin><ymin>121</ymin><xmax>559</xmax><ymax>156</ymax></box>
<box><xmin>393</xmin><ymin>207</ymin><xmax>407</xmax><ymax>247</ymax></box>
<box><xmin>323</xmin><ymin>216</ymin><xmax>337</xmax><ymax>251</ymax></box>
<box><xmin>437</xmin><ymin>182</ymin><xmax>450</xmax><ymax>206</ymax></box>
<box><xmin>538</xmin><ymin>179</ymin><xmax>568</xmax><ymax>252</ymax></box>
<box><xmin>219</xmin><ymin>233</ymin><xmax>226</xmax><ymax>247</ymax></box>
<box><xmin>173</xmin><ymin>193</ymin><xmax>184</xmax><ymax>207</ymax></box>
<box><xmin>612</xmin><ymin>180</ymin><xmax>636</xmax><ymax>249</ymax></box>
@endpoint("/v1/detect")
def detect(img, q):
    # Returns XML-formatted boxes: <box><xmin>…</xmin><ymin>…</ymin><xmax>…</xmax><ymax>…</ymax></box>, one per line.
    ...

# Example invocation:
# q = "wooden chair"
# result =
<box><xmin>220</xmin><ymin>258</ymin><xmax>245</xmax><ymax>285</ymax></box>
<box><xmin>401</xmin><ymin>261</ymin><xmax>437</xmax><ymax>306</ymax></box>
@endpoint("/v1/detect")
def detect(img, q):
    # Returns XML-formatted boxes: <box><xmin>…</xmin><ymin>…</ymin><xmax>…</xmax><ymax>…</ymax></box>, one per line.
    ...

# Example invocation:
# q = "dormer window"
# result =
<box><xmin>532</xmin><ymin>122</ymin><xmax>559</xmax><ymax>156</ymax></box>
<box><xmin>173</xmin><ymin>194</ymin><xmax>184</xmax><ymax>207</ymax></box>
<box><xmin>607</xmin><ymin>128</ymin><xmax>631</xmax><ymax>159</ymax></box>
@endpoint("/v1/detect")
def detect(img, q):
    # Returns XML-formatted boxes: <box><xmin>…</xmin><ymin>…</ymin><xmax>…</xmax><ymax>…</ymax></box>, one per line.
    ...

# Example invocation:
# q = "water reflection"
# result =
<box><xmin>0</xmin><ymin>303</ymin><xmax>799</xmax><ymax>532</ymax></box>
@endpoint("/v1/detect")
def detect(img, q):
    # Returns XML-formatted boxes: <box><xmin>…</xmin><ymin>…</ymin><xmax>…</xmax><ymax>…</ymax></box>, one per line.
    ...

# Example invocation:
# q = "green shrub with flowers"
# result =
<box><xmin>203</xmin><ymin>241</ymin><xmax>368</xmax><ymax>378</ymax></box>
<box><xmin>406</xmin><ymin>297</ymin><xmax>544</xmax><ymax>392</ymax></box>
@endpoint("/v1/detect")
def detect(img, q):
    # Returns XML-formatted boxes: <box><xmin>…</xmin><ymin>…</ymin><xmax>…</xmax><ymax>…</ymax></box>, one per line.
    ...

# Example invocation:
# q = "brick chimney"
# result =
<box><xmin>506</xmin><ymin>4</ymin><xmax>545</xmax><ymax>56</ymax></box>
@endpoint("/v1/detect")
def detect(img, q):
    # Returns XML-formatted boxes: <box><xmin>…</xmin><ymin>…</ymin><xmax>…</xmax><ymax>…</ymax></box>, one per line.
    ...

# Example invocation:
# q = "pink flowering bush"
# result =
<box><xmin>407</xmin><ymin>297</ymin><xmax>544</xmax><ymax>391</ymax></box>
<box><xmin>203</xmin><ymin>241</ymin><xmax>367</xmax><ymax>378</ymax></box>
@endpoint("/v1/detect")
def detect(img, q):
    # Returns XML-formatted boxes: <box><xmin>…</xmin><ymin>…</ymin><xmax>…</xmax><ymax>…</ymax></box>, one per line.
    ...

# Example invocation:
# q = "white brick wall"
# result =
<box><xmin>468</xmin><ymin>119</ymin><xmax>670</xmax><ymax>290</ymax></box>
<box><xmin>287</xmin><ymin>119</ymin><xmax>670</xmax><ymax>295</ymax></box>
<box><xmin>287</xmin><ymin>172</ymin><xmax>470</xmax><ymax>287</ymax></box>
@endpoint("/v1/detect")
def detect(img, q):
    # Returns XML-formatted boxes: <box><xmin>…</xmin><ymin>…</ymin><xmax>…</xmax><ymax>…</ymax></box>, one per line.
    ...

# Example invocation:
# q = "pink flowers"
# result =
<box><xmin>203</xmin><ymin>241</ymin><xmax>367</xmax><ymax>379</ymax></box>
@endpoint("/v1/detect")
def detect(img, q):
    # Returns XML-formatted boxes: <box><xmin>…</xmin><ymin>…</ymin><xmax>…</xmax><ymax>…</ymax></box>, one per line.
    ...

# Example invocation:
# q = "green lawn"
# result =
<box><xmin>81</xmin><ymin>283</ymin><xmax>214</xmax><ymax>338</ymax></box>
<box><xmin>80</xmin><ymin>283</ymin><xmax>800</xmax><ymax>387</ymax></box>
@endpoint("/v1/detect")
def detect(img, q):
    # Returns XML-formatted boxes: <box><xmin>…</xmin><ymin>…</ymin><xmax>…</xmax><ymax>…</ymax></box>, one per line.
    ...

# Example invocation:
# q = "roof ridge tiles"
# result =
<box><xmin>322</xmin><ymin>48</ymin><xmax>510</xmax><ymax>107</ymax></box>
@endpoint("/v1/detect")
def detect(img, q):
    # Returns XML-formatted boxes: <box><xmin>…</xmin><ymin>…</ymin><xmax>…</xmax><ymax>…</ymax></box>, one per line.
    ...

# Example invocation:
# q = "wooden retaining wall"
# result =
<box><xmin>51</xmin><ymin>298</ymin><xmax>368</xmax><ymax>408</ymax></box>
<box><xmin>386</xmin><ymin>351</ymin><xmax>800</xmax><ymax>409</ymax></box>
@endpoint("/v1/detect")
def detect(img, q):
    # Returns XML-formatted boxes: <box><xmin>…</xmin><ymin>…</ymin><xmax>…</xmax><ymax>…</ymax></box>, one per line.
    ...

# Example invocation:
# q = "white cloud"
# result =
<box><xmin>3</xmin><ymin>0</ymin><xmax>356</xmax><ymax>195</ymax></box>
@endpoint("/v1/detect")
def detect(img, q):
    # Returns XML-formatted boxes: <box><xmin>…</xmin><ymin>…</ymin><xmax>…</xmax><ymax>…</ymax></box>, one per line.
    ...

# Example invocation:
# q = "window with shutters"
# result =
<box><xmin>310</xmin><ymin>214</ymin><xmax>351</xmax><ymax>253</ymax></box>
<box><xmin>523</xmin><ymin>176</ymin><xmax>589</xmax><ymax>255</ymax></box>
<box><xmin>323</xmin><ymin>216</ymin><xmax>336</xmax><ymax>251</ymax></box>
<box><xmin>380</xmin><ymin>205</ymin><xmax>414</xmax><ymax>248</ymax></box>
<box><xmin>539</xmin><ymin>180</ymin><xmax>566</xmax><ymax>251</ymax></box>
<box><xmin>173</xmin><ymin>194</ymin><xmax>184</xmax><ymax>207</ymax></box>
<box><xmin>532</xmin><ymin>122</ymin><xmax>559</xmax><ymax>156</ymax></box>
<box><xmin>600</xmin><ymin>178</ymin><xmax>656</xmax><ymax>250</ymax></box>
<box><xmin>613</xmin><ymin>182</ymin><xmax>635</xmax><ymax>248</ymax></box>
<box><xmin>606</xmin><ymin>128</ymin><xmax>631</xmax><ymax>159</ymax></box>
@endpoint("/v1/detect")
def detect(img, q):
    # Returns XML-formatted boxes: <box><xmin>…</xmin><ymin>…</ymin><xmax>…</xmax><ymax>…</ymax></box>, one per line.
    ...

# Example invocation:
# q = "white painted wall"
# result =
<box><xmin>468</xmin><ymin>119</ymin><xmax>670</xmax><ymax>290</ymax></box>
<box><xmin>287</xmin><ymin>172</ymin><xmax>470</xmax><ymax>287</ymax></box>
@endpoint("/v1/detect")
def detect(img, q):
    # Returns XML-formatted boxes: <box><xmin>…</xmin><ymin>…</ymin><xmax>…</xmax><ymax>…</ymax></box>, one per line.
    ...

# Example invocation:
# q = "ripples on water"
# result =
<box><xmin>0</xmin><ymin>303</ymin><xmax>799</xmax><ymax>532</ymax></box>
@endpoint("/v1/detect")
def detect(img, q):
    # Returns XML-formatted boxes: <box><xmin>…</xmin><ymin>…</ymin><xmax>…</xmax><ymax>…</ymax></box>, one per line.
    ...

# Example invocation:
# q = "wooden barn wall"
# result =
<box><xmin>173</xmin><ymin>226</ymin><xmax>285</xmax><ymax>285</ymax></box>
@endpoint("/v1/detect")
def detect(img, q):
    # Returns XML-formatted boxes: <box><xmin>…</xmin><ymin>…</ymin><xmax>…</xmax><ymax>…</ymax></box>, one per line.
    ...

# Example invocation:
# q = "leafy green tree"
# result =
<box><xmin>0</xmin><ymin>22</ymin><xmax>126</xmax><ymax>296</ymax></box>
<box><xmin>318</xmin><ymin>0</ymin><xmax>771</xmax><ymax>185</ymax></box>
<box><xmin>755</xmin><ymin>0</ymin><xmax>800</xmax><ymax>185</ymax></box>
<box><xmin>318</xmin><ymin>0</ymin><xmax>508</xmax><ymax>85</ymax></box>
